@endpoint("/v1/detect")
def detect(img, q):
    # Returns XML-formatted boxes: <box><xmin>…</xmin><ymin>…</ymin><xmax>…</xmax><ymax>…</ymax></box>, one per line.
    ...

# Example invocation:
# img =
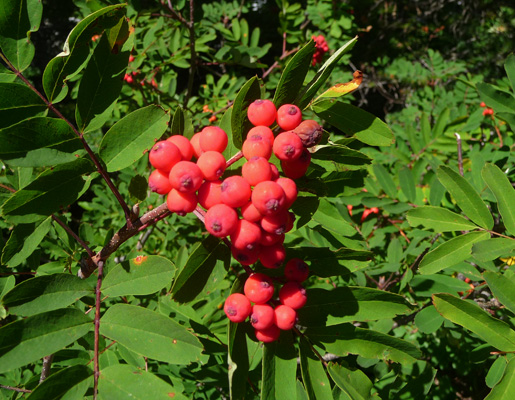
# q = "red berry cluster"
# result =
<box><xmin>224</xmin><ymin>258</ymin><xmax>309</xmax><ymax>343</ymax></box>
<box><xmin>312</xmin><ymin>35</ymin><xmax>329</xmax><ymax>66</ymax></box>
<box><xmin>480</xmin><ymin>102</ymin><xmax>494</xmax><ymax>116</ymax></box>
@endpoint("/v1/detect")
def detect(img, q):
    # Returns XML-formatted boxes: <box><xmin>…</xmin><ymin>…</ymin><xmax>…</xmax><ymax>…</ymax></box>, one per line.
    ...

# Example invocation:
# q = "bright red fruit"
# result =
<box><xmin>149</xmin><ymin>140</ymin><xmax>181</xmax><ymax>172</ymax></box>
<box><xmin>221</xmin><ymin>176</ymin><xmax>252</xmax><ymax>208</ymax></box>
<box><xmin>244</xmin><ymin>273</ymin><xmax>275</xmax><ymax>304</ymax></box>
<box><xmin>279</xmin><ymin>281</ymin><xmax>307</xmax><ymax>309</ymax></box>
<box><xmin>224</xmin><ymin>293</ymin><xmax>252</xmax><ymax>323</ymax></box>
<box><xmin>166</xmin><ymin>189</ymin><xmax>197</xmax><ymax>215</ymax></box>
<box><xmin>272</xmin><ymin>131</ymin><xmax>304</xmax><ymax>161</ymax></box>
<box><xmin>252</xmin><ymin>181</ymin><xmax>286</xmax><ymax>216</ymax></box>
<box><xmin>255</xmin><ymin>324</ymin><xmax>280</xmax><ymax>343</ymax></box>
<box><xmin>284</xmin><ymin>258</ymin><xmax>309</xmax><ymax>282</ymax></box>
<box><xmin>276</xmin><ymin>104</ymin><xmax>302</xmax><ymax>131</ymax></box>
<box><xmin>247</xmin><ymin>99</ymin><xmax>277</xmax><ymax>127</ymax></box>
<box><xmin>274</xmin><ymin>305</ymin><xmax>297</xmax><ymax>330</ymax></box>
<box><xmin>197</xmin><ymin>151</ymin><xmax>226</xmax><ymax>181</ymax></box>
<box><xmin>199</xmin><ymin>126</ymin><xmax>228</xmax><ymax>153</ymax></box>
<box><xmin>250</xmin><ymin>304</ymin><xmax>275</xmax><ymax>330</ymax></box>
<box><xmin>204</xmin><ymin>204</ymin><xmax>238</xmax><ymax>237</ymax></box>
<box><xmin>148</xmin><ymin>169</ymin><xmax>172</xmax><ymax>195</ymax></box>
<box><xmin>259</xmin><ymin>243</ymin><xmax>286</xmax><ymax>269</ymax></box>
<box><xmin>167</xmin><ymin>135</ymin><xmax>194</xmax><ymax>161</ymax></box>
<box><xmin>169</xmin><ymin>161</ymin><xmax>204</xmax><ymax>193</ymax></box>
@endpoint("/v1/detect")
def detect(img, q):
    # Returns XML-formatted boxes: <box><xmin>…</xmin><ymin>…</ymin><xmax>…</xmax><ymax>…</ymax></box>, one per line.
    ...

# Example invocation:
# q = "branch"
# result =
<box><xmin>0</xmin><ymin>385</ymin><xmax>31</xmax><ymax>394</ymax></box>
<box><xmin>93</xmin><ymin>260</ymin><xmax>105</xmax><ymax>400</ymax></box>
<box><xmin>39</xmin><ymin>354</ymin><xmax>54</xmax><ymax>383</ymax></box>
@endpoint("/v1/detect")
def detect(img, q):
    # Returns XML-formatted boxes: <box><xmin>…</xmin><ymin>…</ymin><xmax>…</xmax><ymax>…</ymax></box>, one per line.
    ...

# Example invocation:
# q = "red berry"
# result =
<box><xmin>252</xmin><ymin>181</ymin><xmax>286</xmax><ymax>216</ymax></box>
<box><xmin>224</xmin><ymin>293</ymin><xmax>252</xmax><ymax>323</ymax></box>
<box><xmin>190</xmin><ymin>132</ymin><xmax>203</xmax><ymax>158</ymax></box>
<box><xmin>241</xmin><ymin>201</ymin><xmax>263</xmax><ymax>223</ymax></box>
<box><xmin>149</xmin><ymin>140</ymin><xmax>182</xmax><ymax>172</ymax></box>
<box><xmin>197</xmin><ymin>180</ymin><xmax>222</xmax><ymax>209</ymax></box>
<box><xmin>480</xmin><ymin>101</ymin><xmax>486</xmax><ymax>107</ymax></box>
<box><xmin>242</xmin><ymin>157</ymin><xmax>272</xmax><ymax>186</ymax></box>
<box><xmin>261</xmin><ymin>210</ymin><xmax>289</xmax><ymax>235</ymax></box>
<box><xmin>259</xmin><ymin>230</ymin><xmax>285</xmax><ymax>246</ymax></box>
<box><xmin>281</xmin><ymin>148</ymin><xmax>311</xmax><ymax>179</ymax></box>
<box><xmin>247</xmin><ymin>99</ymin><xmax>276</xmax><ymax>127</ymax></box>
<box><xmin>259</xmin><ymin>243</ymin><xmax>286</xmax><ymax>269</ymax></box>
<box><xmin>275</xmin><ymin>177</ymin><xmax>298</xmax><ymax>209</ymax></box>
<box><xmin>166</xmin><ymin>189</ymin><xmax>197</xmax><ymax>215</ymax></box>
<box><xmin>247</xmin><ymin>126</ymin><xmax>275</xmax><ymax>145</ymax></box>
<box><xmin>199</xmin><ymin>126</ymin><xmax>228</xmax><ymax>153</ymax></box>
<box><xmin>197</xmin><ymin>151</ymin><xmax>226</xmax><ymax>181</ymax></box>
<box><xmin>284</xmin><ymin>258</ymin><xmax>309</xmax><ymax>282</ymax></box>
<box><xmin>273</xmin><ymin>131</ymin><xmax>304</xmax><ymax>161</ymax></box>
<box><xmin>169</xmin><ymin>161</ymin><xmax>204</xmax><ymax>193</ymax></box>
<box><xmin>204</xmin><ymin>204</ymin><xmax>238</xmax><ymax>237</ymax></box>
<box><xmin>274</xmin><ymin>305</ymin><xmax>297</xmax><ymax>330</ymax></box>
<box><xmin>231</xmin><ymin>245</ymin><xmax>261</xmax><ymax>266</ymax></box>
<box><xmin>279</xmin><ymin>281</ymin><xmax>307</xmax><ymax>309</ymax></box>
<box><xmin>148</xmin><ymin>169</ymin><xmax>172</xmax><ymax>195</ymax></box>
<box><xmin>244</xmin><ymin>273</ymin><xmax>275</xmax><ymax>304</ymax></box>
<box><xmin>250</xmin><ymin>304</ymin><xmax>275</xmax><ymax>330</ymax></box>
<box><xmin>255</xmin><ymin>324</ymin><xmax>280</xmax><ymax>343</ymax></box>
<box><xmin>276</xmin><ymin>104</ymin><xmax>302</xmax><ymax>131</ymax></box>
<box><xmin>242</xmin><ymin>134</ymin><xmax>273</xmax><ymax>160</ymax></box>
<box><xmin>230</xmin><ymin>219</ymin><xmax>262</xmax><ymax>251</ymax></box>
<box><xmin>167</xmin><ymin>135</ymin><xmax>194</xmax><ymax>161</ymax></box>
<box><xmin>269</xmin><ymin>163</ymin><xmax>280</xmax><ymax>181</ymax></box>
<box><xmin>221</xmin><ymin>176</ymin><xmax>252</xmax><ymax>208</ymax></box>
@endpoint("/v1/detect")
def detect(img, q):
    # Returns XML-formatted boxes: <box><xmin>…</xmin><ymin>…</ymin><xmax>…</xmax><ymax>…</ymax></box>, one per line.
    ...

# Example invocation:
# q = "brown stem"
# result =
<box><xmin>51</xmin><ymin>215</ymin><xmax>95</xmax><ymax>258</ymax></box>
<box><xmin>226</xmin><ymin>151</ymin><xmax>243</xmax><ymax>168</ymax></box>
<box><xmin>39</xmin><ymin>354</ymin><xmax>54</xmax><ymax>383</ymax></box>
<box><xmin>93</xmin><ymin>260</ymin><xmax>105</xmax><ymax>400</ymax></box>
<box><xmin>0</xmin><ymin>385</ymin><xmax>32</xmax><ymax>394</ymax></box>
<box><xmin>0</xmin><ymin>183</ymin><xmax>16</xmax><ymax>193</ymax></box>
<box><xmin>455</xmin><ymin>132</ymin><xmax>464</xmax><ymax>176</ymax></box>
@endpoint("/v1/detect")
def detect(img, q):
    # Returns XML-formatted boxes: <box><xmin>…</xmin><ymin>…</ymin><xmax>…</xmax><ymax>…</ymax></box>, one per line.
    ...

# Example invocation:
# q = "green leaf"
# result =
<box><xmin>273</xmin><ymin>40</ymin><xmax>315</xmax><ymax>107</ymax></box>
<box><xmin>102</xmin><ymin>255</ymin><xmax>175</xmax><ymax>297</ymax></box>
<box><xmin>1</xmin><ymin>216</ymin><xmax>52</xmax><ymax>267</ymax></box>
<box><xmin>228</xmin><ymin>319</ymin><xmax>249</xmax><ymax>399</ymax></box>
<box><xmin>43</xmin><ymin>5</ymin><xmax>126</xmax><ymax>103</ymax></box>
<box><xmin>472</xmin><ymin>238</ymin><xmax>515</xmax><ymax>262</ymax></box>
<box><xmin>0</xmin><ymin>83</ymin><xmax>47</xmax><ymax>129</ymax></box>
<box><xmin>432</xmin><ymin>108</ymin><xmax>450</xmax><ymax>138</ymax></box>
<box><xmin>305</xmin><ymin>323</ymin><xmax>421</xmax><ymax>364</ymax></box>
<box><xmin>372</xmin><ymin>164</ymin><xmax>397</xmax><ymax>198</ymax></box>
<box><xmin>477</xmin><ymin>82</ymin><xmax>515</xmax><ymax>114</ymax></box>
<box><xmin>313</xmin><ymin>100</ymin><xmax>394</xmax><ymax>147</ymax></box>
<box><xmin>483</xmin><ymin>271</ymin><xmax>515</xmax><ymax>315</ymax></box>
<box><xmin>0</xmin><ymin>117</ymin><xmax>81</xmax><ymax>161</ymax></box>
<box><xmin>1</xmin><ymin>158</ymin><xmax>95</xmax><ymax>223</ymax></box>
<box><xmin>485</xmin><ymin>357</ymin><xmax>515</xmax><ymax>399</ymax></box>
<box><xmin>26</xmin><ymin>365</ymin><xmax>92</xmax><ymax>400</ymax></box>
<box><xmin>311</xmin><ymin>145</ymin><xmax>371</xmax><ymax>170</ymax></box>
<box><xmin>75</xmin><ymin>18</ymin><xmax>133</xmax><ymax>133</ymax></box>
<box><xmin>328</xmin><ymin>362</ymin><xmax>373</xmax><ymax>400</ymax></box>
<box><xmin>100</xmin><ymin>304</ymin><xmax>203</xmax><ymax>365</ymax></box>
<box><xmin>171</xmin><ymin>107</ymin><xmax>194</xmax><ymax>139</ymax></box>
<box><xmin>482</xmin><ymin>163</ymin><xmax>515</xmax><ymax>236</ymax></box>
<box><xmin>414</xmin><ymin>305</ymin><xmax>444</xmax><ymax>334</ymax></box>
<box><xmin>505</xmin><ymin>54</ymin><xmax>515</xmax><ymax>92</ymax></box>
<box><xmin>436</xmin><ymin>165</ymin><xmax>494</xmax><ymax>229</ymax></box>
<box><xmin>433</xmin><ymin>293</ymin><xmax>515</xmax><ymax>351</ymax></box>
<box><xmin>128</xmin><ymin>174</ymin><xmax>147</xmax><ymax>202</ymax></box>
<box><xmin>1</xmin><ymin>273</ymin><xmax>92</xmax><ymax>316</ymax></box>
<box><xmin>99</xmin><ymin>105</ymin><xmax>170</xmax><ymax>172</ymax></box>
<box><xmin>419</xmin><ymin>231</ymin><xmax>490</xmax><ymax>275</ymax></box>
<box><xmin>486</xmin><ymin>357</ymin><xmax>508</xmax><ymax>389</ymax></box>
<box><xmin>98</xmin><ymin>364</ymin><xmax>188</xmax><ymax>400</ymax></box>
<box><xmin>296</xmin><ymin>36</ymin><xmax>357</xmax><ymax>109</ymax></box>
<box><xmin>230</xmin><ymin>76</ymin><xmax>262</xmax><ymax>149</ymax></box>
<box><xmin>0</xmin><ymin>0</ymin><xmax>43</xmax><ymax>71</ymax></box>
<box><xmin>0</xmin><ymin>308</ymin><xmax>92</xmax><ymax>374</ymax></box>
<box><xmin>407</xmin><ymin>206</ymin><xmax>480</xmax><ymax>232</ymax></box>
<box><xmin>262</xmin><ymin>331</ymin><xmax>298</xmax><ymax>400</ymax></box>
<box><xmin>399</xmin><ymin>167</ymin><xmax>417</xmax><ymax>202</ymax></box>
<box><xmin>299</xmin><ymin>337</ymin><xmax>333</xmax><ymax>400</ymax></box>
<box><xmin>312</xmin><ymin>199</ymin><xmax>356</xmax><ymax>238</ymax></box>
<box><xmin>171</xmin><ymin>235</ymin><xmax>230</xmax><ymax>303</ymax></box>
<box><xmin>297</xmin><ymin>286</ymin><xmax>414</xmax><ymax>327</ymax></box>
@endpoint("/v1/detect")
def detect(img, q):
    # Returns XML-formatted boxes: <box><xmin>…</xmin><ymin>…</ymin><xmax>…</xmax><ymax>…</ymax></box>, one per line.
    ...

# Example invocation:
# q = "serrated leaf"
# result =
<box><xmin>299</xmin><ymin>337</ymin><xmax>333</xmax><ymax>400</ymax></box>
<box><xmin>98</xmin><ymin>364</ymin><xmax>188</xmax><ymax>400</ymax></box>
<box><xmin>26</xmin><ymin>365</ymin><xmax>92</xmax><ymax>400</ymax></box>
<box><xmin>0</xmin><ymin>308</ymin><xmax>92</xmax><ymax>373</ymax></box>
<box><xmin>477</xmin><ymin>82</ymin><xmax>515</xmax><ymax>114</ymax></box>
<box><xmin>296</xmin><ymin>36</ymin><xmax>357</xmax><ymax>109</ymax></box>
<box><xmin>419</xmin><ymin>231</ymin><xmax>490</xmax><ymax>275</ymax></box>
<box><xmin>273</xmin><ymin>40</ymin><xmax>315</xmax><ymax>107</ymax></box>
<box><xmin>1</xmin><ymin>158</ymin><xmax>95</xmax><ymax>223</ymax></box>
<box><xmin>99</xmin><ymin>105</ymin><xmax>170</xmax><ymax>172</ymax></box>
<box><xmin>102</xmin><ymin>255</ymin><xmax>175</xmax><ymax>297</ymax></box>
<box><xmin>483</xmin><ymin>271</ymin><xmax>515</xmax><ymax>315</ymax></box>
<box><xmin>328</xmin><ymin>362</ymin><xmax>373</xmax><ymax>400</ymax></box>
<box><xmin>407</xmin><ymin>206</ymin><xmax>479</xmax><ymax>232</ymax></box>
<box><xmin>230</xmin><ymin>76</ymin><xmax>262</xmax><ymax>149</ymax></box>
<box><xmin>485</xmin><ymin>357</ymin><xmax>515</xmax><ymax>399</ymax></box>
<box><xmin>43</xmin><ymin>5</ymin><xmax>126</xmax><ymax>103</ymax></box>
<box><xmin>472</xmin><ymin>238</ymin><xmax>515</xmax><ymax>262</ymax></box>
<box><xmin>0</xmin><ymin>83</ymin><xmax>47</xmax><ymax>129</ymax></box>
<box><xmin>0</xmin><ymin>0</ymin><xmax>42</xmax><ymax>71</ymax></box>
<box><xmin>482</xmin><ymin>163</ymin><xmax>515</xmax><ymax>236</ymax></box>
<box><xmin>99</xmin><ymin>304</ymin><xmax>203</xmax><ymax>365</ymax></box>
<box><xmin>297</xmin><ymin>286</ymin><xmax>414</xmax><ymax>327</ymax></box>
<box><xmin>313</xmin><ymin>101</ymin><xmax>394</xmax><ymax>147</ymax></box>
<box><xmin>436</xmin><ymin>166</ymin><xmax>493</xmax><ymax>229</ymax></box>
<box><xmin>305</xmin><ymin>323</ymin><xmax>421</xmax><ymax>364</ymax></box>
<box><xmin>433</xmin><ymin>293</ymin><xmax>515</xmax><ymax>351</ymax></box>
<box><xmin>1</xmin><ymin>273</ymin><xmax>92</xmax><ymax>316</ymax></box>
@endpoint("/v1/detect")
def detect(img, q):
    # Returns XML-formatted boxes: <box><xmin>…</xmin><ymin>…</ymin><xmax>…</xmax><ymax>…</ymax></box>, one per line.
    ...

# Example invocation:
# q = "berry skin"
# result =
<box><xmin>204</xmin><ymin>204</ymin><xmax>238</xmax><ymax>237</ymax></box>
<box><xmin>197</xmin><ymin>151</ymin><xmax>226</xmax><ymax>181</ymax></box>
<box><xmin>167</xmin><ymin>135</ymin><xmax>194</xmax><ymax>161</ymax></box>
<box><xmin>274</xmin><ymin>305</ymin><xmax>297</xmax><ymax>330</ymax></box>
<box><xmin>197</xmin><ymin>180</ymin><xmax>222</xmax><ymax>209</ymax></box>
<box><xmin>166</xmin><ymin>189</ymin><xmax>197</xmax><ymax>215</ymax></box>
<box><xmin>247</xmin><ymin>99</ymin><xmax>277</xmax><ymax>127</ymax></box>
<box><xmin>281</xmin><ymin>148</ymin><xmax>311</xmax><ymax>179</ymax></box>
<box><xmin>255</xmin><ymin>325</ymin><xmax>280</xmax><ymax>343</ymax></box>
<box><xmin>293</xmin><ymin>120</ymin><xmax>323</xmax><ymax>148</ymax></box>
<box><xmin>199</xmin><ymin>126</ymin><xmax>228</xmax><ymax>153</ymax></box>
<box><xmin>244</xmin><ymin>273</ymin><xmax>275</xmax><ymax>304</ymax></box>
<box><xmin>252</xmin><ymin>181</ymin><xmax>286</xmax><ymax>216</ymax></box>
<box><xmin>250</xmin><ymin>304</ymin><xmax>275</xmax><ymax>330</ymax></box>
<box><xmin>261</xmin><ymin>210</ymin><xmax>289</xmax><ymax>235</ymax></box>
<box><xmin>242</xmin><ymin>157</ymin><xmax>272</xmax><ymax>186</ymax></box>
<box><xmin>273</xmin><ymin>131</ymin><xmax>304</xmax><ymax>161</ymax></box>
<box><xmin>284</xmin><ymin>258</ymin><xmax>309</xmax><ymax>282</ymax></box>
<box><xmin>230</xmin><ymin>219</ymin><xmax>262</xmax><ymax>251</ymax></box>
<box><xmin>149</xmin><ymin>140</ymin><xmax>182</xmax><ymax>172</ymax></box>
<box><xmin>269</xmin><ymin>163</ymin><xmax>280</xmax><ymax>181</ymax></box>
<box><xmin>224</xmin><ymin>293</ymin><xmax>252</xmax><ymax>323</ymax></box>
<box><xmin>480</xmin><ymin>101</ymin><xmax>486</xmax><ymax>107</ymax></box>
<box><xmin>275</xmin><ymin>177</ymin><xmax>298</xmax><ymax>209</ymax></box>
<box><xmin>148</xmin><ymin>169</ymin><xmax>172</xmax><ymax>195</ymax></box>
<box><xmin>279</xmin><ymin>282</ymin><xmax>307</xmax><ymax>309</ymax></box>
<box><xmin>221</xmin><ymin>176</ymin><xmax>252</xmax><ymax>208</ymax></box>
<box><xmin>259</xmin><ymin>230</ymin><xmax>285</xmax><ymax>246</ymax></box>
<box><xmin>259</xmin><ymin>243</ymin><xmax>286</xmax><ymax>269</ymax></box>
<box><xmin>247</xmin><ymin>126</ymin><xmax>275</xmax><ymax>145</ymax></box>
<box><xmin>231</xmin><ymin>245</ymin><xmax>261</xmax><ymax>266</ymax></box>
<box><xmin>190</xmin><ymin>132</ymin><xmax>203</xmax><ymax>159</ymax></box>
<box><xmin>276</xmin><ymin>104</ymin><xmax>303</xmax><ymax>131</ymax></box>
<box><xmin>241</xmin><ymin>201</ymin><xmax>263</xmax><ymax>223</ymax></box>
<box><xmin>169</xmin><ymin>161</ymin><xmax>204</xmax><ymax>193</ymax></box>
<box><xmin>242</xmin><ymin>134</ymin><xmax>273</xmax><ymax>160</ymax></box>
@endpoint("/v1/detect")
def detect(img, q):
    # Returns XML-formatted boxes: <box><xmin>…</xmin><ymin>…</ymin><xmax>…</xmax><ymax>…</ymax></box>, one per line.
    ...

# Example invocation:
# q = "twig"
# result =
<box><xmin>51</xmin><ymin>215</ymin><xmax>95</xmax><ymax>258</ymax></box>
<box><xmin>93</xmin><ymin>260</ymin><xmax>105</xmax><ymax>400</ymax></box>
<box><xmin>455</xmin><ymin>133</ymin><xmax>463</xmax><ymax>176</ymax></box>
<box><xmin>293</xmin><ymin>327</ymin><xmax>328</xmax><ymax>368</ymax></box>
<box><xmin>136</xmin><ymin>226</ymin><xmax>155</xmax><ymax>250</ymax></box>
<box><xmin>0</xmin><ymin>385</ymin><xmax>31</xmax><ymax>394</ymax></box>
<box><xmin>39</xmin><ymin>354</ymin><xmax>54</xmax><ymax>383</ymax></box>
<box><xmin>226</xmin><ymin>151</ymin><xmax>244</xmax><ymax>168</ymax></box>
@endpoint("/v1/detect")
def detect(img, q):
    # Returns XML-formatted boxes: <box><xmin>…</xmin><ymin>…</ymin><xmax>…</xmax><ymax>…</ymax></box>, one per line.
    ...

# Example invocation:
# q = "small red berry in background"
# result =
<box><xmin>247</xmin><ymin>99</ymin><xmax>277</xmax><ymax>127</ymax></box>
<box><xmin>279</xmin><ymin>282</ymin><xmax>307</xmax><ymax>309</ymax></box>
<box><xmin>480</xmin><ymin>101</ymin><xmax>486</xmax><ymax>107</ymax></box>
<box><xmin>482</xmin><ymin>108</ymin><xmax>494</xmax><ymax>116</ymax></box>
<box><xmin>244</xmin><ymin>273</ymin><xmax>275</xmax><ymax>304</ymax></box>
<box><xmin>284</xmin><ymin>258</ymin><xmax>309</xmax><ymax>282</ymax></box>
<box><xmin>255</xmin><ymin>324</ymin><xmax>280</xmax><ymax>343</ymax></box>
<box><xmin>361</xmin><ymin>206</ymin><xmax>380</xmax><ymax>222</ymax></box>
<box><xmin>224</xmin><ymin>293</ymin><xmax>252</xmax><ymax>323</ymax></box>
<box><xmin>312</xmin><ymin>35</ymin><xmax>329</xmax><ymax>66</ymax></box>
<box><xmin>276</xmin><ymin>104</ymin><xmax>303</xmax><ymax>131</ymax></box>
